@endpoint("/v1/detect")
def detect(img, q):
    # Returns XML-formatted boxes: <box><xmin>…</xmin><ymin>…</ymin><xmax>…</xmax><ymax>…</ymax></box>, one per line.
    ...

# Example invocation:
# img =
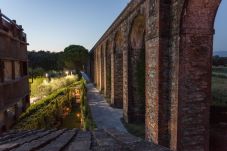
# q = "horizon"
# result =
<box><xmin>1</xmin><ymin>0</ymin><xmax>226</xmax><ymax>52</ymax></box>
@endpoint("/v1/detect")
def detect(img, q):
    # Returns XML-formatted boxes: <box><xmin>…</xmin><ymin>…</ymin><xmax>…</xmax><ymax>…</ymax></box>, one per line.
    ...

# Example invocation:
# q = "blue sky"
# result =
<box><xmin>214</xmin><ymin>0</ymin><xmax>227</xmax><ymax>52</ymax></box>
<box><xmin>0</xmin><ymin>0</ymin><xmax>226</xmax><ymax>52</ymax></box>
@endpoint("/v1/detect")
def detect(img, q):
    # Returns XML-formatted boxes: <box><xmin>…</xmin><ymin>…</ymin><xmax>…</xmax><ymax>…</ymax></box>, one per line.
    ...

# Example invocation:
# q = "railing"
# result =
<box><xmin>0</xmin><ymin>9</ymin><xmax>27</xmax><ymax>42</ymax></box>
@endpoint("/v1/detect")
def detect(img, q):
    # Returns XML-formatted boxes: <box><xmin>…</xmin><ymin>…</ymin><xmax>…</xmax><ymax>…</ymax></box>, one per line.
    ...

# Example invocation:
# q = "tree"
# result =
<box><xmin>63</xmin><ymin>45</ymin><xmax>89</xmax><ymax>71</ymax></box>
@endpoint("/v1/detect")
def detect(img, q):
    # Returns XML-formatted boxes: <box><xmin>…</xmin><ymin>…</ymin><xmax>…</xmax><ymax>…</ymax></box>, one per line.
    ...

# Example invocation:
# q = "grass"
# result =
<box><xmin>121</xmin><ymin>118</ymin><xmax>145</xmax><ymax>139</ymax></box>
<box><xmin>212</xmin><ymin>66</ymin><xmax>227</xmax><ymax>74</ymax></box>
<box><xmin>212</xmin><ymin>76</ymin><xmax>227</xmax><ymax>106</ymax></box>
<box><xmin>212</xmin><ymin>67</ymin><xmax>227</xmax><ymax>106</ymax></box>
<box><xmin>30</xmin><ymin>77</ymin><xmax>45</xmax><ymax>97</ymax></box>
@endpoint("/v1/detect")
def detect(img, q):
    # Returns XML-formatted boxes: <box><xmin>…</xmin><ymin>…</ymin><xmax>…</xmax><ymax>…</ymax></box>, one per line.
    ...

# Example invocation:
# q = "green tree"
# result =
<box><xmin>63</xmin><ymin>45</ymin><xmax>89</xmax><ymax>71</ymax></box>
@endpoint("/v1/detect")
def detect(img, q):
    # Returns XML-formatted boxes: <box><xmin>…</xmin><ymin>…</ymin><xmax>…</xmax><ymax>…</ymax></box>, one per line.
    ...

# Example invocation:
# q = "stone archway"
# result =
<box><xmin>111</xmin><ymin>31</ymin><xmax>124</xmax><ymax>108</ymax></box>
<box><xmin>126</xmin><ymin>14</ymin><xmax>146</xmax><ymax>123</ymax></box>
<box><xmin>175</xmin><ymin>0</ymin><xmax>221</xmax><ymax>151</ymax></box>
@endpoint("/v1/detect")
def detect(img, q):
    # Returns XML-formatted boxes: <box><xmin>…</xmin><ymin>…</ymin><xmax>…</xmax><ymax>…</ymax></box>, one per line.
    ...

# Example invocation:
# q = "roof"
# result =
<box><xmin>0</xmin><ymin>128</ymin><xmax>170</xmax><ymax>151</ymax></box>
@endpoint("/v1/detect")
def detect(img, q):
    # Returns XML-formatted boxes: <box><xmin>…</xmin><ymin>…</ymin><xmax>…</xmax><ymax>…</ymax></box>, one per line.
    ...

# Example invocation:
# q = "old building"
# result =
<box><xmin>0</xmin><ymin>10</ymin><xmax>29</xmax><ymax>132</ymax></box>
<box><xmin>89</xmin><ymin>0</ymin><xmax>222</xmax><ymax>151</ymax></box>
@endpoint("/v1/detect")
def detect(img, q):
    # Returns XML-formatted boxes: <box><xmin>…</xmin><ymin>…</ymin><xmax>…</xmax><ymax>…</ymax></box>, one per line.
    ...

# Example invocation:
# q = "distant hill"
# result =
<box><xmin>213</xmin><ymin>51</ymin><xmax>227</xmax><ymax>57</ymax></box>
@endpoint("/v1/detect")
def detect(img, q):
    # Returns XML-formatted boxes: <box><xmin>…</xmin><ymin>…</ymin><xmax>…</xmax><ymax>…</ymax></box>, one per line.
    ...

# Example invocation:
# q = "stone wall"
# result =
<box><xmin>89</xmin><ymin>0</ymin><xmax>222</xmax><ymax>150</ymax></box>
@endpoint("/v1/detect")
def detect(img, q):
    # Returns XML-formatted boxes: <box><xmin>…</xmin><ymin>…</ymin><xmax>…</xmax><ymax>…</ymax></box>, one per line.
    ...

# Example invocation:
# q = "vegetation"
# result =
<box><xmin>213</xmin><ymin>55</ymin><xmax>227</xmax><ymax>67</ymax></box>
<box><xmin>14</xmin><ymin>88</ymin><xmax>72</xmax><ymax>129</ymax></box>
<box><xmin>28</xmin><ymin>51</ymin><xmax>64</xmax><ymax>72</ymax></box>
<box><xmin>212</xmin><ymin>67</ymin><xmax>227</xmax><ymax>106</ymax></box>
<box><xmin>80</xmin><ymin>79</ymin><xmax>96</xmax><ymax>130</ymax></box>
<box><xmin>121</xmin><ymin>118</ymin><xmax>145</xmax><ymax>139</ymax></box>
<box><xmin>62</xmin><ymin>45</ymin><xmax>89</xmax><ymax>71</ymax></box>
<box><xmin>28</xmin><ymin>45</ymin><xmax>89</xmax><ymax>76</ymax></box>
<box><xmin>14</xmin><ymin>77</ymin><xmax>95</xmax><ymax>130</ymax></box>
<box><xmin>30</xmin><ymin>75</ymin><xmax>78</xmax><ymax>98</ymax></box>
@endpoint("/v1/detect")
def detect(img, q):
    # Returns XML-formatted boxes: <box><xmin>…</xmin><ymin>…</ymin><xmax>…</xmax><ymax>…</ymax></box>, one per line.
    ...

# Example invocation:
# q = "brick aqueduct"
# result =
<box><xmin>88</xmin><ymin>0</ymin><xmax>222</xmax><ymax>151</ymax></box>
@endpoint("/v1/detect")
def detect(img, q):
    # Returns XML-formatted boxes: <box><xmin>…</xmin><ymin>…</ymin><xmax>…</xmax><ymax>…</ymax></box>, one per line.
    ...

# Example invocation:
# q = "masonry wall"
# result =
<box><xmin>0</xmin><ymin>11</ymin><xmax>29</xmax><ymax>132</ymax></box>
<box><xmin>89</xmin><ymin>0</ymin><xmax>221</xmax><ymax>151</ymax></box>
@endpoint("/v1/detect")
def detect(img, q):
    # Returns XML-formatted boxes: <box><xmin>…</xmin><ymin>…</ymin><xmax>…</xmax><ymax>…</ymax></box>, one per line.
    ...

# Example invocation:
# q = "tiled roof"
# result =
<box><xmin>0</xmin><ymin>129</ymin><xmax>170</xmax><ymax>151</ymax></box>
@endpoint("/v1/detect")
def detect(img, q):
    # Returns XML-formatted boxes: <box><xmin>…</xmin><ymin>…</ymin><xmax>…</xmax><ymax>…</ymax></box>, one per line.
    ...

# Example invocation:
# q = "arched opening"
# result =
<box><xmin>127</xmin><ymin>14</ymin><xmax>146</xmax><ymax>123</ymax></box>
<box><xmin>178</xmin><ymin>0</ymin><xmax>222</xmax><ymax>151</ymax></box>
<box><xmin>112</xmin><ymin>31</ymin><xmax>124</xmax><ymax>108</ymax></box>
<box><xmin>211</xmin><ymin>1</ymin><xmax>227</xmax><ymax>150</ymax></box>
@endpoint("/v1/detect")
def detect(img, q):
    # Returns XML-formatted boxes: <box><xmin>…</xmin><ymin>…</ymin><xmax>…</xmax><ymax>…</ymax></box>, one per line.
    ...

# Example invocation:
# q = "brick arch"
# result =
<box><xmin>125</xmin><ymin>14</ymin><xmax>146</xmax><ymax>123</ymax></box>
<box><xmin>175</xmin><ymin>0</ymin><xmax>221</xmax><ymax>151</ymax></box>
<box><xmin>111</xmin><ymin>31</ymin><xmax>124</xmax><ymax>108</ymax></box>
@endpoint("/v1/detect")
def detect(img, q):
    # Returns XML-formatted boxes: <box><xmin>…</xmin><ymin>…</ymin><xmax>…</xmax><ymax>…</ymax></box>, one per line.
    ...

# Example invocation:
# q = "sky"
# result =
<box><xmin>0</xmin><ymin>0</ymin><xmax>226</xmax><ymax>52</ymax></box>
<box><xmin>1</xmin><ymin>0</ymin><xmax>129</xmax><ymax>52</ymax></box>
<box><xmin>214</xmin><ymin>0</ymin><xmax>227</xmax><ymax>52</ymax></box>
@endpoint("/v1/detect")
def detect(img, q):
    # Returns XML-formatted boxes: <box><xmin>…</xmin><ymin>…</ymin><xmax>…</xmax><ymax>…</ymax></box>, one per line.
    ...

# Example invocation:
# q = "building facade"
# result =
<box><xmin>0</xmin><ymin>10</ymin><xmax>29</xmax><ymax>132</ymax></box>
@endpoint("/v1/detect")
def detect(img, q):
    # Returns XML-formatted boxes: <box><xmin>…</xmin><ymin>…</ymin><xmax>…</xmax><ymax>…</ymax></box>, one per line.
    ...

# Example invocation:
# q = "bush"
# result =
<box><xmin>79</xmin><ymin>79</ymin><xmax>95</xmax><ymax>130</ymax></box>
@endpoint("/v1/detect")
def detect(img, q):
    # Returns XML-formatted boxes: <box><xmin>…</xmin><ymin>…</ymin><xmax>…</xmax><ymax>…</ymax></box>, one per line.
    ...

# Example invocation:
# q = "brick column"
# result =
<box><xmin>100</xmin><ymin>47</ymin><xmax>104</xmax><ymax>92</ymax></box>
<box><xmin>103</xmin><ymin>45</ymin><xmax>107</xmax><ymax>96</ymax></box>
<box><xmin>145</xmin><ymin>0</ymin><xmax>170</xmax><ymax>147</ymax></box>
<box><xmin>98</xmin><ymin>49</ymin><xmax>102</xmax><ymax>91</ymax></box>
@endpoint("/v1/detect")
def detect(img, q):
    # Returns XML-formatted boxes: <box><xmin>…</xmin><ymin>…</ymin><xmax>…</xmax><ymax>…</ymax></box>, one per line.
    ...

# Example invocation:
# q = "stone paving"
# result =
<box><xmin>86</xmin><ymin>83</ymin><xmax>127</xmax><ymax>132</ymax></box>
<box><xmin>0</xmin><ymin>129</ymin><xmax>170</xmax><ymax>151</ymax></box>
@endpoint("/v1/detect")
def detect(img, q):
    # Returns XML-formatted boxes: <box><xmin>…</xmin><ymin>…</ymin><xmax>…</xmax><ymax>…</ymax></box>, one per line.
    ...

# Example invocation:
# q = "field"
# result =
<box><xmin>212</xmin><ymin>67</ymin><xmax>227</xmax><ymax>106</ymax></box>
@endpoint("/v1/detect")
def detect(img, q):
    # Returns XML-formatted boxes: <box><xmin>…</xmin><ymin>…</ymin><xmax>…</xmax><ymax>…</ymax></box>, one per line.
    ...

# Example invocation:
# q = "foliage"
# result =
<box><xmin>18</xmin><ymin>88</ymin><xmax>67</xmax><ymax>122</ymax></box>
<box><xmin>62</xmin><ymin>45</ymin><xmax>89</xmax><ymax>71</ymax></box>
<box><xmin>28</xmin><ymin>44</ymin><xmax>88</xmax><ymax>72</ymax></box>
<box><xmin>29</xmin><ymin>67</ymin><xmax>45</xmax><ymax>77</ymax></box>
<box><xmin>213</xmin><ymin>55</ymin><xmax>227</xmax><ymax>66</ymax></box>
<box><xmin>28</xmin><ymin>50</ymin><xmax>64</xmax><ymax>71</ymax></box>
<box><xmin>79</xmin><ymin>79</ymin><xmax>96</xmax><ymax>130</ymax></box>
<box><xmin>14</xmin><ymin>78</ymin><xmax>95</xmax><ymax>130</ymax></box>
<box><xmin>14</xmin><ymin>88</ymin><xmax>71</xmax><ymax>129</ymax></box>
<box><xmin>30</xmin><ymin>75</ymin><xmax>78</xmax><ymax>98</ymax></box>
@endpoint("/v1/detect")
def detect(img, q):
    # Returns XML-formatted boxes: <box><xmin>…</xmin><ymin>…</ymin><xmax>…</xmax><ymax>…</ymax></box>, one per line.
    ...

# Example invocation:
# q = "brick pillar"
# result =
<box><xmin>100</xmin><ymin>47</ymin><xmax>104</xmax><ymax>92</ymax></box>
<box><xmin>95</xmin><ymin>49</ymin><xmax>99</xmax><ymax>86</ymax></box>
<box><xmin>104</xmin><ymin>43</ymin><xmax>112</xmax><ymax>100</ymax></box>
<box><xmin>98</xmin><ymin>49</ymin><xmax>102</xmax><ymax>91</ymax></box>
<box><xmin>145</xmin><ymin>0</ymin><xmax>170</xmax><ymax>147</ymax></box>
<box><xmin>123</xmin><ymin>39</ymin><xmax>129</xmax><ymax>122</ymax></box>
<box><xmin>111</xmin><ymin>42</ymin><xmax>115</xmax><ymax>106</ymax></box>
<box><xmin>168</xmin><ymin>1</ymin><xmax>220</xmax><ymax>151</ymax></box>
<box><xmin>111</xmin><ymin>32</ymin><xmax>124</xmax><ymax>108</ymax></box>
<box><xmin>103</xmin><ymin>46</ymin><xmax>107</xmax><ymax>96</ymax></box>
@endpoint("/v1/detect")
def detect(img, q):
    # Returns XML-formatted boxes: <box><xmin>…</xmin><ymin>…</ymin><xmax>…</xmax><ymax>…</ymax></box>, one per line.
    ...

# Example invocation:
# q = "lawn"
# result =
<box><xmin>212</xmin><ymin>67</ymin><xmax>227</xmax><ymax>106</ymax></box>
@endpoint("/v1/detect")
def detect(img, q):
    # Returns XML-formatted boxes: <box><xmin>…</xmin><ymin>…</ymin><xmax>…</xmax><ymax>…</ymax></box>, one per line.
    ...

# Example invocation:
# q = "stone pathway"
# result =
<box><xmin>86</xmin><ymin>83</ymin><xmax>127</xmax><ymax>132</ymax></box>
